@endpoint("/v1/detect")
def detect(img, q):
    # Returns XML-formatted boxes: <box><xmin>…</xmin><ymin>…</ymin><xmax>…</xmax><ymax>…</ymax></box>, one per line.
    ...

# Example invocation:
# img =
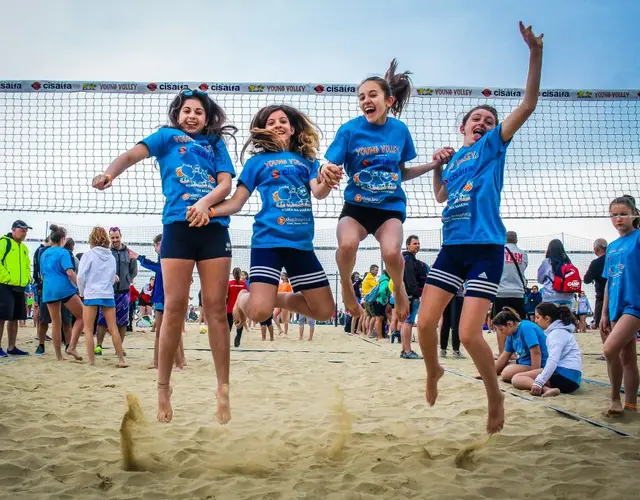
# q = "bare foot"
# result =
<box><xmin>542</xmin><ymin>388</ymin><xmax>561</xmax><ymax>398</ymax></box>
<box><xmin>216</xmin><ymin>384</ymin><xmax>231</xmax><ymax>425</ymax></box>
<box><xmin>487</xmin><ymin>393</ymin><xmax>505</xmax><ymax>434</ymax></box>
<box><xmin>395</xmin><ymin>286</ymin><xmax>410</xmax><ymax>322</ymax></box>
<box><xmin>157</xmin><ymin>384</ymin><xmax>173</xmax><ymax>423</ymax></box>
<box><xmin>147</xmin><ymin>363</ymin><xmax>158</xmax><ymax>370</ymax></box>
<box><xmin>66</xmin><ymin>348</ymin><xmax>83</xmax><ymax>361</ymax></box>
<box><xmin>118</xmin><ymin>360</ymin><xmax>129</xmax><ymax>368</ymax></box>
<box><xmin>425</xmin><ymin>364</ymin><xmax>445</xmax><ymax>406</ymax></box>
<box><xmin>341</xmin><ymin>280</ymin><xmax>365</xmax><ymax>318</ymax></box>
<box><xmin>603</xmin><ymin>400</ymin><xmax>624</xmax><ymax>418</ymax></box>
<box><xmin>173</xmin><ymin>365</ymin><xmax>184</xmax><ymax>372</ymax></box>
<box><xmin>56</xmin><ymin>355</ymin><xmax>68</xmax><ymax>362</ymax></box>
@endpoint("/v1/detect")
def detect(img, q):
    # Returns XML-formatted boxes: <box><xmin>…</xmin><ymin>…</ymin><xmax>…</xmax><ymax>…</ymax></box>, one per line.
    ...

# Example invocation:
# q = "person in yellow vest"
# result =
<box><xmin>360</xmin><ymin>264</ymin><xmax>379</xmax><ymax>336</ymax></box>
<box><xmin>0</xmin><ymin>220</ymin><xmax>32</xmax><ymax>356</ymax></box>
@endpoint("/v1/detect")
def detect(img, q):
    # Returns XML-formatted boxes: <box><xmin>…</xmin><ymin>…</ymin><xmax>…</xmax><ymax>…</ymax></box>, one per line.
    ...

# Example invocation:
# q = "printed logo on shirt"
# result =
<box><xmin>352</xmin><ymin>170</ymin><xmax>397</xmax><ymax>193</ymax></box>
<box><xmin>354</xmin><ymin>194</ymin><xmax>363</xmax><ymax>202</ymax></box>
<box><xmin>271</xmin><ymin>170</ymin><xmax>280</xmax><ymax>179</ymax></box>
<box><xmin>179</xmin><ymin>147</ymin><xmax>187</xmax><ymax>154</ymax></box>
<box><xmin>277</xmin><ymin>216</ymin><xmax>286</xmax><ymax>225</ymax></box>
<box><xmin>272</xmin><ymin>185</ymin><xmax>311</xmax><ymax>211</ymax></box>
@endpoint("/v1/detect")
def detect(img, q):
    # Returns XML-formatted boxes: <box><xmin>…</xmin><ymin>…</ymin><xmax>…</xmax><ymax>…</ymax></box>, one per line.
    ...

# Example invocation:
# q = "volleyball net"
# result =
<box><xmin>1</xmin><ymin>80</ymin><xmax>639</xmax><ymax>218</ymax></box>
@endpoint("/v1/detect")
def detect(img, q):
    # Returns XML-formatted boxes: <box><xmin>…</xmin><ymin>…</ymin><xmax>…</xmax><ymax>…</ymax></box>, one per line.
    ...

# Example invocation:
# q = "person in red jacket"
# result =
<box><xmin>227</xmin><ymin>267</ymin><xmax>249</xmax><ymax>347</ymax></box>
<box><xmin>128</xmin><ymin>282</ymin><xmax>140</xmax><ymax>332</ymax></box>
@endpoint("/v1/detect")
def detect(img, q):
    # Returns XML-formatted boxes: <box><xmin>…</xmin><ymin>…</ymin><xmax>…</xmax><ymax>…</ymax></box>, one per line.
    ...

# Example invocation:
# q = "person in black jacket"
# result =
<box><xmin>400</xmin><ymin>235</ymin><xmax>429</xmax><ymax>359</ymax></box>
<box><xmin>32</xmin><ymin>237</ymin><xmax>52</xmax><ymax>354</ymax></box>
<box><xmin>584</xmin><ymin>238</ymin><xmax>607</xmax><ymax>358</ymax></box>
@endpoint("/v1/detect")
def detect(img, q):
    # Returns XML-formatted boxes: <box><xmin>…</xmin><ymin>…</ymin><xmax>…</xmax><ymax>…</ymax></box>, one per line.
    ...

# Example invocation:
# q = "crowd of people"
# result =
<box><xmin>0</xmin><ymin>21</ymin><xmax>637</xmax><ymax>433</ymax></box>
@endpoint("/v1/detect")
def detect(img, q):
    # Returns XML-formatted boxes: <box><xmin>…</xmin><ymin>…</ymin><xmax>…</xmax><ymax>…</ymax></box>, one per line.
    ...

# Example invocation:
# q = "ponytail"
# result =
<box><xmin>492</xmin><ymin>306</ymin><xmax>522</xmax><ymax>326</ymax></box>
<box><xmin>359</xmin><ymin>58</ymin><xmax>412</xmax><ymax>117</ymax></box>
<box><xmin>535</xmin><ymin>302</ymin><xmax>577</xmax><ymax>327</ymax></box>
<box><xmin>49</xmin><ymin>224</ymin><xmax>67</xmax><ymax>244</ymax></box>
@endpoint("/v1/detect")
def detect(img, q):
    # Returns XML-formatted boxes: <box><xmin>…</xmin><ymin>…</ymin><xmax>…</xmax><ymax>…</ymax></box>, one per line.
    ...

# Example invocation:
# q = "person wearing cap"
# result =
<box><xmin>0</xmin><ymin>220</ymin><xmax>32</xmax><ymax>356</ymax></box>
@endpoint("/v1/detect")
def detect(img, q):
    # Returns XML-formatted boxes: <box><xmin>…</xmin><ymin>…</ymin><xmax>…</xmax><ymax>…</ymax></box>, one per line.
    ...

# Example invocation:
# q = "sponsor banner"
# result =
<box><xmin>0</xmin><ymin>81</ymin><xmax>637</xmax><ymax>100</ymax></box>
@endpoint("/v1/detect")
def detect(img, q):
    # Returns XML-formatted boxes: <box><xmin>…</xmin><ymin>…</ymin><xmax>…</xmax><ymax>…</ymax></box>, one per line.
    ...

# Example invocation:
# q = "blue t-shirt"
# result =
<box><xmin>238</xmin><ymin>151</ymin><xmax>319</xmax><ymax>251</ymax></box>
<box><xmin>441</xmin><ymin>124</ymin><xmax>510</xmax><ymax>245</ymax></box>
<box><xmin>40</xmin><ymin>246</ymin><xmax>78</xmax><ymax>303</ymax></box>
<box><xmin>139</xmin><ymin>127</ymin><xmax>236</xmax><ymax>225</ymax></box>
<box><xmin>603</xmin><ymin>229</ymin><xmax>640</xmax><ymax>322</ymax></box>
<box><xmin>505</xmin><ymin>320</ymin><xmax>549</xmax><ymax>367</ymax></box>
<box><xmin>324</xmin><ymin>115</ymin><xmax>416</xmax><ymax>215</ymax></box>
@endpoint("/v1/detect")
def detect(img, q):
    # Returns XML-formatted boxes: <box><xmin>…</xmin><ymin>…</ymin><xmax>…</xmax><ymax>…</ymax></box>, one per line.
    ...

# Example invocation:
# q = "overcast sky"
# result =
<box><xmin>1</xmin><ymin>0</ymin><xmax>639</xmax><ymax>245</ymax></box>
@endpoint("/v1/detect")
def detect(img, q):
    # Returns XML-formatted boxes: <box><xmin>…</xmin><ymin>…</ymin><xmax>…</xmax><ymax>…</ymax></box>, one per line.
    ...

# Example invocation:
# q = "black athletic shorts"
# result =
<box><xmin>260</xmin><ymin>315</ymin><xmax>273</xmax><ymax>327</ymax></box>
<box><xmin>0</xmin><ymin>284</ymin><xmax>27</xmax><ymax>321</ymax></box>
<box><xmin>339</xmin><ymin>202</ymin><xmax>404</xmax><ymax>236</ymax></box>
<box><xmin>548</xmin><ymin>373</ymin><xmax>580</xmax><ymax>394</ymax></box>
<box><xmin>493</xmin><ymin>297</ymin><xmax>526</xmax><ymax>320</ymax></box>
<box><xmin>161</xmin><ymin>222</ymin><xmax>232</xmax><ymax>262</ymax></box>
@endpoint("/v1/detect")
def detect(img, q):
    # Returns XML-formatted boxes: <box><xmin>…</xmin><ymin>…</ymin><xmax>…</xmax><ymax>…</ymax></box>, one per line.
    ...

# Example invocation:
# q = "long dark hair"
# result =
<box><xmin>167</xmin><ymin>90</ymin><xmax>237</xmax><ymax>150</ymax></box>
<box><xmin>610</xmin><ymin>194</ymin><xmax>640</xmax><ymax>229</ymax></box>
<box><xmin>359</xmin><ymin>59</ymin><xmax>412</xmax><ymax>117</ymax></box>
<box><xmin>462</xmin><ymin>105</ymin><xmax>499</xmax><ymax>126</ymax></box>
<box><xmin>535</xmin><ymin>302</ymin><xmax>577</xmax><ymax>327</ymax></box>
<box><xmin>240</xmin><ymin>104</ymin><xmax>320</xmax><ymax>163</ymax></box>
<box><xmin>546</xmin><ymin>239</ymin><xmax>571</xmax><ymax>277</ymax></box>
<box><xmin>232</xmin><ymin>267</ymin><xmax>242</xmax><ymax>283</ymax></box>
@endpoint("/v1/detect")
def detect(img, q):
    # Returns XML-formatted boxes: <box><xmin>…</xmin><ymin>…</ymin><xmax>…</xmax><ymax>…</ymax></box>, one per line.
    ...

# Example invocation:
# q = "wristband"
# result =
<box><xmin>209</xmin><ymin>208</ymin><xmax>216</xmax><ymax>218</ymax></box>
<box><xmin>104</xmin><ymin>173</ymin><xmax>113</xmax><ymax>182</ymax></box>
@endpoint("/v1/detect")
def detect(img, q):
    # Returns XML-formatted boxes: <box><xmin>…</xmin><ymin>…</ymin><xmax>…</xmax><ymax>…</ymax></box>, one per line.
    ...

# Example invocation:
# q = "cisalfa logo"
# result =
<box><xmin>198</xmin><ymin>83</ymin><xmax>209</xmax><ymax>91</ymax></box>
<box><xmin>31</xmin><ymin>81</ymin><xmax>41</xmax><ymax>90</ymax></box>
<box><xmin>314</xmin><ymin>84</ymin><xmax>325</xmax><ymax>93</ymax></box>
<box><xmin>147</xmin><ymin>82</ymin><xmax>158</xmax><ymax>91</ymax></box>
<box><xmin>482</xmin><ymin>88</ymin><xmax>492</xmax><ymax>97</ymax></box>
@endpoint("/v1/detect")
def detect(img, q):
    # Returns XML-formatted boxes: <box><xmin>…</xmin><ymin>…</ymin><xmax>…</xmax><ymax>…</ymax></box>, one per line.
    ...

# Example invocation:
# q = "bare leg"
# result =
<box><xmin>104</xmin><ymin>307</ymin><xmax>127</xmax><ymax>367</ymax></box>
<box><xmin>603</xmin><ymin>315</ymin><xmax>640</xmax><ymax>416</ymax></box>
<box><xmin>459</xmin><ymin>297</ymin><xmax>505</xmax><ymax>434</ymax></box>
<box><xmin>621</xmin><ymin>337</ymin><xmax>639</xmax><ymax>409</ymax></box>
<box><xmin>47</xmin><ymin>302</ymin><xmax>65</xmax><ymax>361</ymax></box>
<box><xmin>375</xmin><ymin>219</ymin><xmax>409</xmax><ymax>322</ymax></box>
<box><xmin>336</xmin><ymin>217</ymin><xmax>367</xmax><ymax>317</ymax></box>
<box><xmin>150</xmin><ymin>310</ymin><xmax>161</xmax><ymax>369</ymax></box>
<box><xmin>197</xmin><ymin>257</ymin><xmax>233</xmax><ymax>425</ymax></box>
<box><xmin>157</xmin><ymin>259</ymin><xmax>196</xmax><ymax>423</ymax></box>
<box><xmin>83</xmin><ymin>306</ymin><xmax>98</xmax><ymax>365</ymax></box>
<box><xmin>63</xmin><ymin>295</ymin><xmax>84</xmax><ymax>361</ymax></box>
<box><xmin>417</xmin><ymin>285</ymin><xmax>453</xmax><ymax>406</ymax></box>
<box><xmin>274</xmin><ymin>287</ymin><xmax>335</xmax><ymax>321</ymax></box>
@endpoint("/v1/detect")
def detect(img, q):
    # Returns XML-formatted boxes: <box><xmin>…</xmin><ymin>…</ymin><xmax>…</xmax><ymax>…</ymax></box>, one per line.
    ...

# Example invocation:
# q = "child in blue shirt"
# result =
<box><xmin>600</xmin><ymin>194</ymin><xmax>640</xmax><ymax>416</ymax></box>
<box><xmin>322</xmin><ymin>59</ymin><xmax>444</xmax><ymax>325</ymax></box>
<box><xmin>40</xmin><ymin>225</ymin><xmax>84</xmax><ymax>362</ymax></box>
<box><xmin>209</xmin><ymin>104</ymin><xmax>338</xmax><ymax>326</ymax></box>
<box><xmin>417</xmin><ymin>22</ymin><xmax>544</xmax><ymax>434</ymax></box>
<box><xmin>92</xmin><ymin>89</ymin><xmax>236</xmax><ymax>425</ymax></box>
<box><xmin>492</xmin><ymin>307</ymin><xmax>549</xmax><ymax>383</ymax></box>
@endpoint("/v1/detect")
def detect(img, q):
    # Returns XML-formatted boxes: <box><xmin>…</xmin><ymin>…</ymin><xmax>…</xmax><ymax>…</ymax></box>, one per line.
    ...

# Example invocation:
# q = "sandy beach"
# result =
<box><xmin>0</xmin><ymin>323</ymin><xmax>638</xmax><ymax>500</ymax></box>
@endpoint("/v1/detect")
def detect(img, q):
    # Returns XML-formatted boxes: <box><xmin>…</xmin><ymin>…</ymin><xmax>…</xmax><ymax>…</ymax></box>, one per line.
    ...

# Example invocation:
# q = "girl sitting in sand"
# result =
<box><xmin>511</xmin><ymin>302</ymin><xmax>582</xmax><ymax>396</ymax></box>
<box><xmin>78</xmin><ymin>226</ymin><xmax>127</xmax><ymax>368</ymax></box>
<box><xmin>491</xmin><ymin>307</ymin><xmax>549</xmax><ymax>384</ymax></box>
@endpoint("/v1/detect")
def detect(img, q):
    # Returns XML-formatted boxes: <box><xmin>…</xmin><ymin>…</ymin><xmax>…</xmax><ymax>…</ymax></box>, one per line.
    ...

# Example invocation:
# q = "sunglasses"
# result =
<box><xmin>181</xmin><ymin>89</ymin><xmax>208</xmax><ymax>97</ymax></box>
<box><xmin>109</xmin><ymin>226</ymin><xmax>121</xmax><ymax>233</ymax></box>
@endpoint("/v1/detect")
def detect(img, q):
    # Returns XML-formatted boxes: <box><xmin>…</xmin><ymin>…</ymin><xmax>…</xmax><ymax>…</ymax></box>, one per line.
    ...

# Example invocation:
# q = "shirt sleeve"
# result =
<box><xmin>238</xmin><ymin>156</ymin><xmax>259</xmax><ymax>194</ymax></box>
<box><xmin>504</xmin><ymin>335</ymin><xmax>515</xmax><ymax>353</ymax></box>
<box><xmin>138</xmin><ymin>128</ymin><xmax>169</xmax><ymax>158</ymax></box>
<box><xmin>324</xmin><ymin>123</ymin><xmax>349</xmax><ymax>166</ymax></box>
<box><xmin>483</xmin><ymin>123</ymin><xmax>511</xmax><ymax>157</ymax></box>
<box><xmin>537</xmin><ymin>259</ymin><xmax>552</xmax><ymax>284</ymax></box>
<box><xmin>77</xmin><ymin>251</ymin><xmax>90</xmax><ymax>296</ymax></box>
<box><xmin>212</xmin><ymin>137</ymin><xmax>236</xmax><ymax>178</ymax></box>
<box><xmin>309</xmin><ymin>159</ymin><xmax>320</xmax><ymax>182</ymax></box>
<box><xmin>400</xmin><ymin>125</ymin><xmax>417</xmax><ymax>163</ymax></box>
<box><xmin>534</xmin><ymin>331</ymin><xmax>565</xmax><ymax>387</ymax></box>
<box><xmin>522</xmin><ymin>323</ymin><xmax>541</xmax><ymax>350</ymax></box>
<box><xmin>60</xmin><ymin>250</ymin><xmax>74</xmax><ymax>272</ymax></box>
<box><xmin>601</xmin><ymin>252</ymin><xmax>609</xmax><ymax>279</ymax></box>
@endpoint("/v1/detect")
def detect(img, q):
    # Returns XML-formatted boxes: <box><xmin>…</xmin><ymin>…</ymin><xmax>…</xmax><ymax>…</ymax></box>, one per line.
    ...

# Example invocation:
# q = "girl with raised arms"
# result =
<box><xmin>92</xmin><ymin>89</ymin><xmax>236</xmax><ymax>425</ymax></box>
<box><xmin>206</xmin><ymin>104</ymin><xmax>339</xmax><ymax>326</ymax></box>
<box><xmin>322</xmin><ymin>60</ymin><xmax>446</xmax><ymax>323</ymax></box>
<box><xmin>417</xmin><ymin>22</ymin><xmax>544</xmax><ymax>434</ymax></box>
<box><xmin>600</xmin><ymin>195</ymin><xmax>640</xmax><ymax>416</ymax></box>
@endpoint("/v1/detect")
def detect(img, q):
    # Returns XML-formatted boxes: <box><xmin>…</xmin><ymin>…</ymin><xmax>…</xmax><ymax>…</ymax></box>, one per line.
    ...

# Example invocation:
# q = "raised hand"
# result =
<box><xmin>92</xmin><ymin>173</ymin><xmax>113</xmax><ymax>190</ymax></box>
<box><xmin>519</xmin><ymin>21</ymin><xmax>543</xmax><ymax>52</ymax></box>
<box><xmin>128</xmin><ymin>248</ymin><xmax>139</xmax><ymax>260</ymax></box>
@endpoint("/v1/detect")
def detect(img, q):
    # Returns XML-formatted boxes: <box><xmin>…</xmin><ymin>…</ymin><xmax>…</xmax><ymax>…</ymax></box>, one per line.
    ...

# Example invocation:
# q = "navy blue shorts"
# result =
<box><xmin>426</xmin><ymin>244</ymin><xmax>504</xmax><ymax>301</ymax></box>
<box><xmin>161</xmin><ymin>222</ymin><xmax>232</xmax><ymax>262</ymax></box>
<box><xmin>250</xmin><ymin>248</ymin><xmax>329</xmax><ymax>292</ymax></box>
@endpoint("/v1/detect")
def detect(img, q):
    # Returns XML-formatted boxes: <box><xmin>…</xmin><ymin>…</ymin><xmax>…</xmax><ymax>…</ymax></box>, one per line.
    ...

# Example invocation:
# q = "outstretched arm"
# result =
<box><xmin>186</xmin><ymin>172</ymin><xmax>234</xmax><ymax>227</ymax></box>
<box><xmin>501</xmin><ymin>21</ymin><xmax>544</xmax><ymax>142</ymax></box>
<box><xmin>400</xmin><ymin>160</ymin><xmax>442</xmax><ymax>182</ymax></box>
<box><xmin>312</xmin><ymin>163</ymin><xmax>343</xmax><ymax>200</ymax></box>
<box><xmin>208</xmin><ymin>185</ymin><xmax>252</xmax><ymax>218</ymax></box>
<box><xmin>92</xmin><ymin>143</ymin><xmax>150</xmax><ymax>190</ymax></box>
